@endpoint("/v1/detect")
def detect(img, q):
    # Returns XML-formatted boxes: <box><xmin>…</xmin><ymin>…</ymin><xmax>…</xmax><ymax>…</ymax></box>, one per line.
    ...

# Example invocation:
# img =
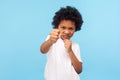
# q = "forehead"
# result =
<box><xmin>59</xmin><ymin>20</ymin><xmax>75</xmax><ymax>27</ymax></box>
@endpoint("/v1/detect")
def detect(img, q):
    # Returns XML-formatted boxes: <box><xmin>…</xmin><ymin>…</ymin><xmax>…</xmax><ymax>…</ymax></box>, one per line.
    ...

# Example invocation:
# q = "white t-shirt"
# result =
<box><xmin>44</xmin><ymin>36</ymin><xmax>82</xmax><ymax>80</ymax></box>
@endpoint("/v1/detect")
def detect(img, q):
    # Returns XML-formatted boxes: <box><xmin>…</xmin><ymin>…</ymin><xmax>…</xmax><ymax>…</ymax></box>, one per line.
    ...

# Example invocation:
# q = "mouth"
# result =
<box><xmin>61</xmin><ymin>35</ymin><xmax>70</xmax><ymax>40</ymax></box>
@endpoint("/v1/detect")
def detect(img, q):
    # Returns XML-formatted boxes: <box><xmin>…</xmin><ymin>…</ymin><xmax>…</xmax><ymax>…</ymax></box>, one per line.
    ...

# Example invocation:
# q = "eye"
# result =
<box><xmin>60</xmin><ymin>26</ymin><xmax>65</xmax><ymax>30</ymax></box>
<box><xmin>69</xmin><ymin>27</ymin><xmax>74</xmax><ymax>30</ymax></box>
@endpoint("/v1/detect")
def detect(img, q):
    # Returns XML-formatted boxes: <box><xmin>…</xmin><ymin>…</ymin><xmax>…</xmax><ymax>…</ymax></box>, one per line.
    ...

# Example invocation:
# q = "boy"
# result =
<box><xmin>40</xmin><ymin>6</ymin><xmax>83</xmax><ymax>80</ymax></box>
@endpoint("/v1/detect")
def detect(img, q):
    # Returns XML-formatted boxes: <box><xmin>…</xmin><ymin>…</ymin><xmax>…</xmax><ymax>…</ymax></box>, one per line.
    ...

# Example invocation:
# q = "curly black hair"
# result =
<box><xmin>52</xmin><ymin>6</ymin><xmax>83</xmax><ymax>31</ymax></box>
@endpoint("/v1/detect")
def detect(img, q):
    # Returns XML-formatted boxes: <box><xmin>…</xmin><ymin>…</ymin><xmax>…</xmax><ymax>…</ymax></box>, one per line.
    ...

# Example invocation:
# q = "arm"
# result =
<box><xmin>64</xmin><ymin>39</ymin><xmax>82</xmax><ymax>74</ymax></box>
<box><xmin>40</xmin><ymin>29</ymin><xmax>60</xmax><ymax>53</ymax></box>
<box><xmin>68</xmin><ymin>50</ymin><xmax>82</xmax><ymax>74</ymax></box>
<box><xmin>40</xmin><ymin>39</ymin><xmax>53</xmax><ymax>53</ymax></box>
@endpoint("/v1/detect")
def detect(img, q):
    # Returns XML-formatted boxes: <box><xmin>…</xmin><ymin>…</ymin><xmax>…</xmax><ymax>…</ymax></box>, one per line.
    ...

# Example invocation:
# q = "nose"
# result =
<box><xmin>64</xmin><ymin>30</ymin><xmax>69</xmax><ymax>34</ymax></box>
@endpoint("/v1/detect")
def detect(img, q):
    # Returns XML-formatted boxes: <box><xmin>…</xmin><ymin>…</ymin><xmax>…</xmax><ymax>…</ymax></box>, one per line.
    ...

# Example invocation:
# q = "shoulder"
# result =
<box><xmin>72</xmin><ymin>41</ymin><xmax>80</xmax><ymax>51</ymax></box>
<box><xmin>72</xmin><ymin>41</ymin><xmax>80</xmax><ymax>48</ymax></box>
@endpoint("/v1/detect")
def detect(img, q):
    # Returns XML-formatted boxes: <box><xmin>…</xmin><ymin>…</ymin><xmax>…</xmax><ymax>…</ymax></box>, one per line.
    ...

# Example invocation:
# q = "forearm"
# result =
<box><xmin>40</xmin><ymin>39</ymin><xmax>53</xmax><ymax>53</ymax></box>
<box><xmin>68</xmin><ymin>50</ymin><xmax>82</xmax><ymax>74</ymax></box>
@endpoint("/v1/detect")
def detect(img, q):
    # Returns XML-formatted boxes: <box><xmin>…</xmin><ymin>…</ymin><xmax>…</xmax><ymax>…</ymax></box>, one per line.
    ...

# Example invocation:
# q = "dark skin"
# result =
<box><xmin>40</xmin><ymin>20</ymin><xmax>82</xmax><ymax>74</ymax></box>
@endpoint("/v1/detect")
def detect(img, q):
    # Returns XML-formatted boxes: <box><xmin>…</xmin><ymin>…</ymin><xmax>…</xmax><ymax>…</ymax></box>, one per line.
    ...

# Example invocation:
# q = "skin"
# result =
<box><xmin>40</xmin><ymin>20</ymin><xmax>82</xmax><ymax>74</ymax></box>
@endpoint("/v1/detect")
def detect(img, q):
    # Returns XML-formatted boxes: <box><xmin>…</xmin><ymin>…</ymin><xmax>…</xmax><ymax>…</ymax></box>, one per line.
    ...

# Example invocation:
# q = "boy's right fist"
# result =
<box><xmin>49</xmin><ymin>29</ymin><xmax>60</xmax><ymax>44</ymax></box>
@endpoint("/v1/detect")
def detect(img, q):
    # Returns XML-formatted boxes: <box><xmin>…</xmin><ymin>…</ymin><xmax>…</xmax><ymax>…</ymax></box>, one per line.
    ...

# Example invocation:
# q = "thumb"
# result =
<box><xmin>59</xmin><ymin>32</ymin><xmax>62</xmax><ymax>38</ymax></box>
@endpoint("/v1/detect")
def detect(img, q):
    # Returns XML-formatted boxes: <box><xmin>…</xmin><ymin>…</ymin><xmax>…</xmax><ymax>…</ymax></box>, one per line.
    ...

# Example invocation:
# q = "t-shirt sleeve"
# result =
<box><xmin>72</xmin><ymin>43</ymin><xmax>82</xmax><ymax>62</ymax></box>
<box><xmin>45</xmin><ymin>35</ymin><xmax>50</xmax><ymax>41</ymax></box>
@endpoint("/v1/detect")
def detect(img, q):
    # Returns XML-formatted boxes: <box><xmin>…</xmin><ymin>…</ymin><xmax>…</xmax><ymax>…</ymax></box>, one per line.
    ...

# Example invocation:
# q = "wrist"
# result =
<box><xmin>48</xmin><ymin>39</ymin><xmax>54</xmax><ymax>45</ymax></box>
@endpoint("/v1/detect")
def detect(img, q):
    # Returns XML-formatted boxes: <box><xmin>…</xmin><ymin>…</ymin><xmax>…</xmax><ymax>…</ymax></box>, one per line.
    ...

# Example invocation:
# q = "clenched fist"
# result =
<box><xmin>49</xmin><ymin>29</ymin><xmax>60</xmax><ymax>44</ymax></box>
<box><xmin>64</xmin><ymin>39</ymin><xmax>72</xmax><ymax>53</ymax></box>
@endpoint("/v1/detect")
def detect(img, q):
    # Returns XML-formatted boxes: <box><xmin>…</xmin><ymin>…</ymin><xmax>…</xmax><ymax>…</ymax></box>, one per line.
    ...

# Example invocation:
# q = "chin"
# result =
<box><xmin>61</xmin><ymin>36</ymin><xmax>70</xmax><ymax>40</ymax></box>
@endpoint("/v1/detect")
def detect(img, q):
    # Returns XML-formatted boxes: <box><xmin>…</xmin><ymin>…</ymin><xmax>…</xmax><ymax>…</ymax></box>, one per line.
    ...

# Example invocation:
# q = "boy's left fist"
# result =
<box><xmin>63</xmin><ymin>39</ymin><xmax>72</xmax><ymax>53</ymax></box>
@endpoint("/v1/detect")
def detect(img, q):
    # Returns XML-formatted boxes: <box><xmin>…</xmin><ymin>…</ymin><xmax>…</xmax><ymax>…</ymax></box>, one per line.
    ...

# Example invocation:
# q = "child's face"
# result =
<box><xmin>58</xmin><ymin>20</ymin><xmax>76</xmax><ymax>40</ymax></box>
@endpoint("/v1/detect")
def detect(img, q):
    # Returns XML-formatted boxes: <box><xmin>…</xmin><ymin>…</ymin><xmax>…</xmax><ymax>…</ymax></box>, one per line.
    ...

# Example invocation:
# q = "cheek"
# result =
<box><xmin>59</xmin><ymin>29</ymin><xmax>64</xmax><ymax>34</ymax></box>
<box><xmin>71</xmin><ymin>32</ymin><xmax>74</xmax><ymax>35</ymax></box>
<box><xmin>70</xmin><ymin>31</ymin><xmax>75</xmax><ymax>36</ymax></box>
